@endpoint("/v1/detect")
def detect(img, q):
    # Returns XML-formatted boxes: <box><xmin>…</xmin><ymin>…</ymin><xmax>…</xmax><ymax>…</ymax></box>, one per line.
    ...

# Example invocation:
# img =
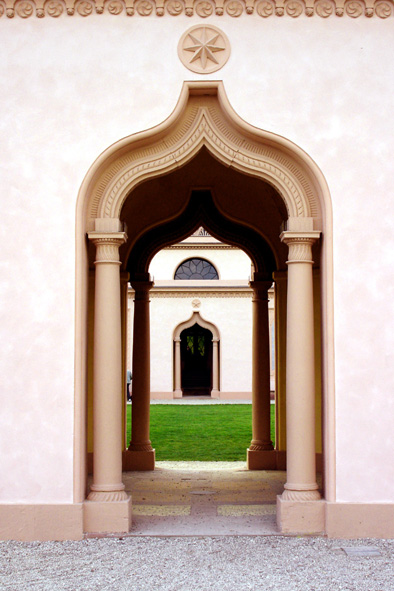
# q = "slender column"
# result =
<box><xmin>127</xmin><ymin>279</ymin><xmax>155</xmax><ymax>470</ymax></box>
<box><xmin>120</xmin><ymin>272</ymin><xmax>129</xmax><ymax>450</ymax></box>
<box><xmin>211</xmin><ymin>337</ymin><xmax>219</xmax><ymax>396</ymax></box>
<box><xmin>280</xmin><ymin>231</ymin><xmax>321</xmax><ymax>501</ymax></box>
<box><xmin>174</xmin><ymin>337</ymin><xmax>182</xmax><ymax>398</ymax></box>
<box><xmin>87</xmin><ymin>231</ymin><xmax>128</xmax><ymax>502</ymax></box>
<box><xmin>272</xmin><ymin>271</ymin><xmax>288</xmax><ymax>457</ymax></box>
<box><xmin>247</xmin><ymin>281</ymin><xmax>274</xmax><ymax>468</ymax></box>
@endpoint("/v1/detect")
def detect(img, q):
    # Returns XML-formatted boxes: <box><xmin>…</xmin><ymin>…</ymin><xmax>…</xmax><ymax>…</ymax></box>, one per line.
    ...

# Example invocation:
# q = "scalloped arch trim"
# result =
<box><xmin>80</xmin><ymin>81</ymin><xmax>329</xmax><ymax>232</ymax></box>
<box><xmin>173</xmin><ymin>310</ymin><xmax>220</xmax><ymax>340</ymax></box>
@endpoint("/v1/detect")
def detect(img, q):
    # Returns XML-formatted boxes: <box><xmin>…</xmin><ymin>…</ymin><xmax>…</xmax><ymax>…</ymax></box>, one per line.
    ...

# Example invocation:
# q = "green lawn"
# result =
<box><xmin>127</xmin><ymin>404</ymin><xmax>275</xmax><ymax>461</ymax></box>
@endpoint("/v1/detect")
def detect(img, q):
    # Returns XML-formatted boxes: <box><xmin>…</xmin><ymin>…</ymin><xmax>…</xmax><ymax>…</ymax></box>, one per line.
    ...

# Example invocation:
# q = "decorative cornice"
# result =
<box><xmin>1</xmin><ymin>0</ymin><xmax>392</xmax><ymax>18</ymax></box>
<box><xmin>166</xmin><ymin>244</ymin><xmax>237</xmax><ymax>250</ymax></box>
<box><xmin>151</xmin><ymin>290</ymin><xmax>253</xmax><ymax>297</ymax></box>
<box><xmin>128</xmin><ymin>285</ymin><xmax>275</xmax><ymax>298</ymax></box>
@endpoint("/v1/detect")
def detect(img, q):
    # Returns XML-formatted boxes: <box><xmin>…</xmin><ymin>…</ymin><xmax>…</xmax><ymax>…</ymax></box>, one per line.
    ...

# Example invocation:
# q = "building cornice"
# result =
<box><xmin>127</xmin><ymin>284</ymin><xmax>275</xmax><ymax>298</ymax></box>
<box><xmin>153</xmin><ymin>289</ymin><xmax>253</xmax><ymax>298</ymax></box>
<box><xmin>1</xmin><ymin>0</ymin><xmax>391</xmax><ymax>18</ymax></box>
<box><xmin>165</xmin><ymin>244</ymin><xmax>238</xmax><ymax>250</ymax></box>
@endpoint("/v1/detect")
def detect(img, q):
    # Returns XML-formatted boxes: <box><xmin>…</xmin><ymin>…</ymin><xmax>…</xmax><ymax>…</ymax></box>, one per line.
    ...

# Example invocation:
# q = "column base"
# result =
<box><xmin>276</xmin><ymin>494</ymin><xmax>326</xmax><ymax>534</ymax></box>
<box><xmin>123</xmin><ymin>449</ymin><xmax>155</xmax><ymax>471</ymax></box>
<box><xmin>173</xmin><ymin>389</ymin><xmax>183</xmax><ymax>399</ymax></box>
<box><xmin>247</xmin><ymin>448</ymin><xmax>277</xmax><ymax>470</ymax></box>
<box><xmin>83</xmin><ymin>496</ymin><xmax>132</xmax><ymax>534</ymax></box>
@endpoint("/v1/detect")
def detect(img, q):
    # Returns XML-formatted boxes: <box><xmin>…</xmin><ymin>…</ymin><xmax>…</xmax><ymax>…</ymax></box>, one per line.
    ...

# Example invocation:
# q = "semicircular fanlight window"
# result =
<box><xmin>174</xmin><ymin>258</ymin><xmax>219</xmax><ymax>280</ymax></box>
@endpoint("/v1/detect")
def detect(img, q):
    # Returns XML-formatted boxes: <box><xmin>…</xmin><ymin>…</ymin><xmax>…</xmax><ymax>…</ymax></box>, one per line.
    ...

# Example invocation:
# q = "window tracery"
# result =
<box><xmin>174</xmin><ymin>258</ymin><xmax>219</xmax><ymax>280</ymax></box>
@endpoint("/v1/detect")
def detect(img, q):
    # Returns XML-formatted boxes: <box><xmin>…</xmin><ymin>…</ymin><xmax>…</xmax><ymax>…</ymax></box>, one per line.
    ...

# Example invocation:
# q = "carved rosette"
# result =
<box><xmin>315</xmin><ymin>0</ymin><xmax>333</xmax><ymax>16</ymax></box>
<box><xmin>178</xmin><ymin>25</ymin><xmax>231</xmax><ymax>74</ymax></box>
<box><xmin>375</xmin><ymin>0</ymin><xmax>392</xmax><ymax>16</ymax></box>
<box><xmin>16</xmin><ymin>1</ymin><xmax>34</xmax><ymax>17</ymax></box>
<box><xmin>2</xmin><ymin>0</ymin><xmax>393</xmax><ymax>16</ymax></box>
<box><xmin>135</xmin><ymin>0</ymin><xmax>153</xmax><ymax>13</ymax></box>
<box><xmin>89</xmin><ymin>233</ymin><xmax>127</xmax><ymax>265</ymax></box>
<box><xmin>285</xmin><ymin>0</ymin><xmax>303</xmax><ymax>16</ymax></box>
<box><xmin>256</xmin><ymin>1</ymin><xmax>274</xmax><ymax>16</ymax></box>
<box><xmin>46</xmin><ymin>0</ymin><xmax>64</xmax><ymax>15</ymax></box>
<box><xmin>166</xmin><ymin>0</ymin><xmax>184</xmax><ymax>13</ymax></box>
<box><xmin>192</xmin><ymin>298</ymin><xmax>201</xmax><ymax>309</ymax></box>
<box><xmin>280</xmin><ymin>232</ymin><xmax>320</xmax><ymax>265</ymax></box>
<box><xmin>345</xmin><ymin>0</ymin><xmax>363</xmax><ymax>15</ymax></box>
<box><xmin>195</xmin><ymin>0</ymin><xmax>213</xmax><ymax>15</ymax></box>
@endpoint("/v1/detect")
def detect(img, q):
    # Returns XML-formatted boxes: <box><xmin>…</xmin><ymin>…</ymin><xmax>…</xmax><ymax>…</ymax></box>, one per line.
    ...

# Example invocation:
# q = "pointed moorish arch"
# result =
<box><xmin>173</xmin><ymin>311</ymin><xmax>221</xmax><ymax>397</ymax></box>
<box><xmin>173</xmin><ymin>310</ymin><xmax>221</xmax><ymax>341</ymax></box>
<box><xmin>75</xmin><ymin>80</ymin><xmax>335</xmax><ymax>534</ymax></box>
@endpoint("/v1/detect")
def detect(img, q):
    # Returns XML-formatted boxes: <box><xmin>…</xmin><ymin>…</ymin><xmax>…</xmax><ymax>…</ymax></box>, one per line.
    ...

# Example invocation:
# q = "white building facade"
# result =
<box><xmin>128</xmin><ymin>230</ymin><xmax>275</xmax><ymax>399</ymax></box>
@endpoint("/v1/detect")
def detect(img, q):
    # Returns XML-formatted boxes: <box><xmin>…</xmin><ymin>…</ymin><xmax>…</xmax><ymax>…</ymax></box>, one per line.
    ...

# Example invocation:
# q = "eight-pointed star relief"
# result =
<box><xmin>178</xmin><ymin>25</ymin><xmax>231</xmax><ymax>74</ymax></box>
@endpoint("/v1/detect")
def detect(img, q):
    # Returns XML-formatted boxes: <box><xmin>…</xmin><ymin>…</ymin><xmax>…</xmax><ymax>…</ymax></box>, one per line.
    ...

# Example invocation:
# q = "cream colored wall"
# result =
<box><xmin>150</xmin><ymin>247</ymin><xmax>252</xmax><ymax>280</ymax></box>
<box><xmin>147</xmin><ymin>295</ymin><xmax>253</xmax><ymax>393</ymax></box>
<box><xmin>1</xmin><ymin>16</ymin><xmax>394</xmax><ymax>503</ymax></box>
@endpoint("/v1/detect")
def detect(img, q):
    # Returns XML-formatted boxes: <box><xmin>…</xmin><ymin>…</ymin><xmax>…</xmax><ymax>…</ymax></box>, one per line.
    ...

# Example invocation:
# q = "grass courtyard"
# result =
<box><xmin>127</xmin><ymin>404</ymin><xmax>275</xmax><ymax>461</ymax></box>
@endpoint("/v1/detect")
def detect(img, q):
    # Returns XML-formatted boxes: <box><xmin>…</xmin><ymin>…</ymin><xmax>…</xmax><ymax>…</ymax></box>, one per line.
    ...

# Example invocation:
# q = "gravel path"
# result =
<box><xmin>1</xmin><ymin>536</ymin><xmax>394</xmax><ymax>591</ymax></box>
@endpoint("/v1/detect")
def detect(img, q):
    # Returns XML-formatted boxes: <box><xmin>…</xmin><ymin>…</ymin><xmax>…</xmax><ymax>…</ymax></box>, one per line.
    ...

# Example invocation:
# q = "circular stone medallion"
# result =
<box><xmin>178</xmin><ymin>25</ymin><xmax>231</xmax><ymax>74</ymax></box>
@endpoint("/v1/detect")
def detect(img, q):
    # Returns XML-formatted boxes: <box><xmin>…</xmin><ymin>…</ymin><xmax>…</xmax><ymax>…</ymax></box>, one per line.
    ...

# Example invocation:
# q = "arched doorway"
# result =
<box><xmin>174</xmin><ymin>311</ymin><xmax>220</xmax><ymax>398</ymax></box>
<box><xmin>181</xmin><ymin>324</ymin><xmax>213</xmax><ymax>396</ymax></box>
<box><xmin>76</xmin><ymin>81</ymin><xmax>334</xmax><ymax>536</ymax></box>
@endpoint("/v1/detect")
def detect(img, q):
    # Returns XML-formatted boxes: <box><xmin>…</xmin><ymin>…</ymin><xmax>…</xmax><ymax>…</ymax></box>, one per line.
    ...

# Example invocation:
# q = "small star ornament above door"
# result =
<box><xmin>178</xmin><ymin>25</ymin><xmax>231</xmax><ymax>74</ymax></box>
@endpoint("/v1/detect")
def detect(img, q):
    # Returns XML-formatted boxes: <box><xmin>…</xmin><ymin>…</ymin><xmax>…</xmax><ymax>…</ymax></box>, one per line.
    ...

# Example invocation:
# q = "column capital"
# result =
<box><xmin>88</xmin><ymin>231</ymin><xmax>127</xmax><ymax>265</ymax></box>
<box><xmin>88</xmin><ymin>231</ymin><xmax>127</xmax><ymax>247</ymax></box>
<box><xmin>280</xmin><ymin>231</ymin><xmax>320</xmax><ymax>264</ymax></box>
<box><xmin>249</xmin><ymin>280</ymin><xmax>272</xmax><ymax>300</ymax></box>
<box><xmin>174</xmin><ymin>337</ymin><xmax>181</xmax><ymax>343</ymax></box>
<box><xmin>130</xmin><ymin>280</ymin><xmax>154</xmax><ymax>300</ymax></box>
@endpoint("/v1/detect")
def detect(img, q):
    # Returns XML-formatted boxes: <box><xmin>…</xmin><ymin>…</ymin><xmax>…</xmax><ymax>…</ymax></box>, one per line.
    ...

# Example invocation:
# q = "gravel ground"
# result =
<box><xmin>1</xmin><ymin>536</ymin><xmax>394</xmax><ymax>591</ymax></box>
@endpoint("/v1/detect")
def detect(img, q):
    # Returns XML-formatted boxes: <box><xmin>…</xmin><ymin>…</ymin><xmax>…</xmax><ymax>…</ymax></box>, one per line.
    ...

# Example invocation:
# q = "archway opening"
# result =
<box><xmin>181</xmin><ymin>323</ymin><xmax>213</xmax><ymax>396</ymax></box>
<box><xmin>78</xmin><ymin>81</ymin><xmax>333</xmax><ymax>536</ymax></box>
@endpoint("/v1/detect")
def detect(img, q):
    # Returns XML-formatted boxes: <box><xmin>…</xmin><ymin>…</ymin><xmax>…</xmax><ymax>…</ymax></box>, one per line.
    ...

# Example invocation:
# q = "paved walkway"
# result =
<box><xmin>122</xmin><ymin>462</ymin><xmax>285</xmax><ymax>536</ymax></box>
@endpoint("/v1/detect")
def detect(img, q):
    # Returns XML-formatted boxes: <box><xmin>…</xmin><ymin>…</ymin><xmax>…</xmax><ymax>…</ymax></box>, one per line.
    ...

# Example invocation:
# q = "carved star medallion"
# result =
<box><xmin>178</xmin><ymin>25</ymin><xmax>231</xmax><ymax>74</ymax></box>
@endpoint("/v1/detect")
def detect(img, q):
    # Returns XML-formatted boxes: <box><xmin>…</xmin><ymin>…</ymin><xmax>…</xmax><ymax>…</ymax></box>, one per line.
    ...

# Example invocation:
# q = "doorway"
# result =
<box><xmin>181</xmin><ymin>324</ymin><xmax>213</xmax><ymax>396</ymax></box>
<box><xmin>78</xmin><ymin>81</ymin><xmax>333</xmax><ymax>536</ymax></box>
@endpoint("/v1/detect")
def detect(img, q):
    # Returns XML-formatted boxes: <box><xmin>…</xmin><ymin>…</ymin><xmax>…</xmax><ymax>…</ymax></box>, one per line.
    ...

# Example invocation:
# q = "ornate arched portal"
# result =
<box><xmin>173</xmin><ymin>311</ymin><xmax>221</xmax><ymax>397</ymax></box>
<box><xmin>75</xmin><ymin>81</ymin><xmax>334</xmax><ymax>535</ymax></box>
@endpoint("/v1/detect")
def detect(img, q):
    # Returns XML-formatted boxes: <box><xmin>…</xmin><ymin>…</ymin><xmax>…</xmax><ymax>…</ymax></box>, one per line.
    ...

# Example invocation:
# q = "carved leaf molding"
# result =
<box><xmin>1</xmin><ymin>0</ymin><xmax>393</xmax><ymax>17</ymax></box>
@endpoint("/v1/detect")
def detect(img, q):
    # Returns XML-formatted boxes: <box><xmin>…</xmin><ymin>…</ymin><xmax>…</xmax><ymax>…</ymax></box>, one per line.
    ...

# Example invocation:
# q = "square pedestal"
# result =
<box><xmin>123</xmin><ymin>449</ymin><xmax>155</xmax><ymax>471</ymax></box>
<box><xmin>247</xmin><ymin>448</ymin><xmax>277</xmax><ymax>470</ymax></box>
<box><xmin>83</xmin><ymin>496</ymin><xmax>132</xmax><ymax>534</ymax></box>
<box><xmin>276</xmin><ymin>495</ymin><xmax>326</xmax><ymax>534</ymax></box>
